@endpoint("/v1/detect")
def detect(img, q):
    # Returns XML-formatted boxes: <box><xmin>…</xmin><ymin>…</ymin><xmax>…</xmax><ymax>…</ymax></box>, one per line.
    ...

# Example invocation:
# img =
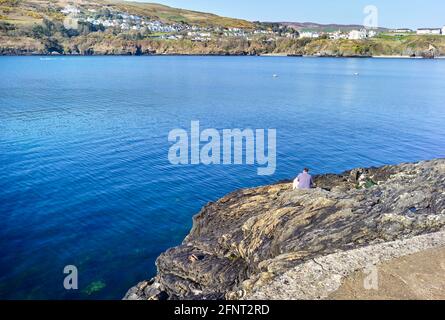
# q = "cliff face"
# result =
<box><xmin>124</xmin><ymin>159</ymin><xmax>445</xmax><ymax>300</ymax></box>
<box><xmin>2</xmin><ymin>36</ymin><xmax>445</xmax><ymax>57</ymax></box>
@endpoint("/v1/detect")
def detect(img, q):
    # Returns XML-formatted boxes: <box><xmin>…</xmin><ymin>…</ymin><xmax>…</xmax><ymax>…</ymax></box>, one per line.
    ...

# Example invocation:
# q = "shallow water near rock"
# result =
<box><xmin>1</xmin><ymin>56</ymin><xmax>445</xmax><ymax>299</ymax></box>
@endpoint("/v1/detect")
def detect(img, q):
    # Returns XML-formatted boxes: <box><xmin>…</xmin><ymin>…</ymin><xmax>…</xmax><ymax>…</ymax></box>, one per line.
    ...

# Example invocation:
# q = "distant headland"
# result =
<box><xmin>1</xmin><ymin>0</ymin><xmax>445</xmax><ymax>58</ymax></box>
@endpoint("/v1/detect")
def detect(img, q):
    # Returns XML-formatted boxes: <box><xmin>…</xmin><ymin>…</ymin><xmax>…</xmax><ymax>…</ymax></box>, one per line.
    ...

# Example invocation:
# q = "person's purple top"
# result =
<box><xmin>297</xmin><ymin>172</ymin><xmax>314</xmax><ymax>189</ymax></box>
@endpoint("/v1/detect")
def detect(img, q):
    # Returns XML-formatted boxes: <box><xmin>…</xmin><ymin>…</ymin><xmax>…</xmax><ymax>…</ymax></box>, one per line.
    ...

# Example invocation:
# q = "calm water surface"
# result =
<box><xmin>1</xmin><ymin>56</ymin><xmax>444</xmax><ymax>299</ymax></box>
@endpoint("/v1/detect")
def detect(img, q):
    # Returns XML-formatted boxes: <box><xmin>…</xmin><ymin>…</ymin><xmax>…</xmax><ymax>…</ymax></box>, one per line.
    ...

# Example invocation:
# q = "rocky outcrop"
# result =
<box><xmin>124</xmin><ymin>159</ymin><xmax>445</xmax><ymax>300</ymax></box>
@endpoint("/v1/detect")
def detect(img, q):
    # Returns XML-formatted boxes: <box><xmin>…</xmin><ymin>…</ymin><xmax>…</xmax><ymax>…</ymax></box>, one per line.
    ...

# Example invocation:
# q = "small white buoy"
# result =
<box><xmin>273</xmin><ymin>74</ymin><xmax>278</xmax><ymax>78</ymax></box>
<box><xmin>354</xmin><ymin>72</ymin><xmax>359</xmax><ymax>76</ymax></box>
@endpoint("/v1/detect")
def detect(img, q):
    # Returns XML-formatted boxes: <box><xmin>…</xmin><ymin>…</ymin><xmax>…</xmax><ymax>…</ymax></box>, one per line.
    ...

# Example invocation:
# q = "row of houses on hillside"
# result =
<box><xmin>300</xmin><ymin>29</ymin><xmax>377</xmax><ymax>40</ymax></box>
<box><xmin>347</xmin><ymin>29</ymin><xmax>377</xmax><ymax>40</ymax></box>
<box><xmin>416</xmin><ymin>26</ymin><xmax>445</xmax><ymax>35</ymax></box>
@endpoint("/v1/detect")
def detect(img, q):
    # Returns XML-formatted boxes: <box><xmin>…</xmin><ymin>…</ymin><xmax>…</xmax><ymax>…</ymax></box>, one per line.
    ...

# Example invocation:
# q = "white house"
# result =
<box><xmin>390</xmin><ymin>28</ymin><xmax>412</xmax><ymax>33</ymax></box>
<box><xmin>367</xmin><ymin>30</ymin><xmax>377</xmax><ymax>38</ymax></box>
<box><xmin>417</xmin><ymin>28</ymin><xmax>441</xmax><ymax>35</ymax></box>
<box><xmin>299</xmin><ymin>32</ymin><xmax>319</xmax><ymax>39</ymax></box>
<box><xmin>120</xmin><ymin>23</ymin><xmax>130</xmax><ymax>30</ymax></box>
<box><xmin>329</xmin><ymin>31</ymin><xmax>347</xmax><ymax>40</ymax></box>
<box><xmin>442</xmin><ymin>26</ymin><xmax>445</xmax><ymax>35</ymax></box>
<box><xmin>348</xmin><ymin>29</ymin><xmax>367</xmax><ymax>40</ymax></box>
<box><xmin>61</xmin><ymin>5</ymin><xmax>80</xmax><ymax>15</ymax></box>
<box><xmin>285</xmin><ymin>32</ymin><xmax>298</xmax><ymax>39</ymax></box>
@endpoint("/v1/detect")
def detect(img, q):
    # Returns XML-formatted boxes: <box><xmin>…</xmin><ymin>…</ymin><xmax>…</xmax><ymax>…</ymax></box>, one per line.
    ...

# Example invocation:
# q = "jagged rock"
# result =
<box><xmin>124</xmin><ymin>159</ymin><xmax>445</xmax><ymax>300</ymax></box>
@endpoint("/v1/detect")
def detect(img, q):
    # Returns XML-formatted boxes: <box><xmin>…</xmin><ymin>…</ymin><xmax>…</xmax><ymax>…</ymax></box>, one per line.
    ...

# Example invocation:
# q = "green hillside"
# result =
<box><xmin>0</xmin><ymin>0</ymin><xmax>254</xmax><ymax>28</ymax></box>
<box><xmin>109</xmin><ymin>1</ymin><xmax>253</xmax><ymax>28</ymax></box>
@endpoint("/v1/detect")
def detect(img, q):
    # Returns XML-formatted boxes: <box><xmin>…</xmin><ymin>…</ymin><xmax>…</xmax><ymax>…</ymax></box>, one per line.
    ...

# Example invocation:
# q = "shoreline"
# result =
<box><xmin>1</xmin><ymin>53</ymin><xmax>443</xmax><ymax>59</ymax></box>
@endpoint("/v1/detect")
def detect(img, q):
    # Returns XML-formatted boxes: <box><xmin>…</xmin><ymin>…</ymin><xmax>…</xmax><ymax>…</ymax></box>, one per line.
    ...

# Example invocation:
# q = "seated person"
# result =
<box><xmin>293</xmin><ymin>168</ymin><xmax>314</xmax><ymax>190</ymax></box>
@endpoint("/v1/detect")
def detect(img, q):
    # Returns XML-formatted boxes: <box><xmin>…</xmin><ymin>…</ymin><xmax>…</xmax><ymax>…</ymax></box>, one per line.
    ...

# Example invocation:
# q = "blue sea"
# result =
<box><xmin>1</xmin><ymin>56</ymin><xmax>444</xmax><ymax>299</ymax></box>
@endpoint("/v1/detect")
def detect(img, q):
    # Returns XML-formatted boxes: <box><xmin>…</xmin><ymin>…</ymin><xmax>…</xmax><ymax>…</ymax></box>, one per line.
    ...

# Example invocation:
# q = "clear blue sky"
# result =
<box><xmin>135</xmin><ymin>0</ymin><xmax>445</xmax><ymax>29</ymax></box>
